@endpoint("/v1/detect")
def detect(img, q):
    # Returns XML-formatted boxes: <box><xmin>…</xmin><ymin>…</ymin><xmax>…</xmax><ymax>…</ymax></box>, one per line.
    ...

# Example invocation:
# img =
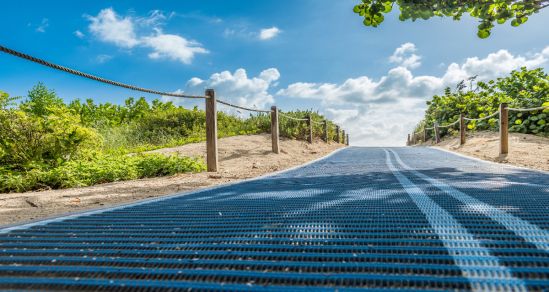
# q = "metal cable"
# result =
<box><xmin>278</xmin><ymin>111</ymin><xmax>308</xmax><ymax>121</ymax></box>
<box><xmin>508</xmin><ymin>105</ymin><xmax>549</xmax><ymax>112</ymax></box>
<box><xmin>0</xmin><ymin>44</ymin><xmax>207</xmax><ymax>99</ymax></box>
<box><xmin>216</xmin><ymin>99</ymin><xmax>272</xmax><ymax>113</ymax></box>
<box><xmin>464</xmin><ymin>111</ymin><xmax>499</xmax><ymax>122</ymax></box>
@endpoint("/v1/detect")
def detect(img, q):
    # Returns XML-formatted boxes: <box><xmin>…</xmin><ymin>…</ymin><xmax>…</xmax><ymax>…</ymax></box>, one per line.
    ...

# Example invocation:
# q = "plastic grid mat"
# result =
<box><xmin>0</xmin><ymin>147</ymin><xmax>548</xmax><ymax>291</ymax></box>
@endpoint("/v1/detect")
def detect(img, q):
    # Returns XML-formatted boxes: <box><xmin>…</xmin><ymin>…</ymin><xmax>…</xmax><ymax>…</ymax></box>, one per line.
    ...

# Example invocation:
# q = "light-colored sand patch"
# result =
<box><xmin>0</xmin><ymin>134</ymin><xmax>343</xmax><ymax>227</ymax></box>
<box><xmin>422</xmin><ymin>131</ymin><xmax>549</xmax><ymax>172</ymax></box>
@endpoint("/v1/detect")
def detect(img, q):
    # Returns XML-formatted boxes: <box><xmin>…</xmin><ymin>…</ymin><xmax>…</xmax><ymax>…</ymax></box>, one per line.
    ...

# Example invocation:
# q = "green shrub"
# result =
<box><xmin>0</xmin><ymin>83</ymin><xmax>337</xmax><ymax>193</ymax></box>
<box><xmin>416</xmin><ymin>67</ymin><xmax>549</xmax><ymax>138</ymax></box>
<box><xmin>0</xmin><ymin>153</ymin><xmax>205</xmax><ymax>193</ymax></box>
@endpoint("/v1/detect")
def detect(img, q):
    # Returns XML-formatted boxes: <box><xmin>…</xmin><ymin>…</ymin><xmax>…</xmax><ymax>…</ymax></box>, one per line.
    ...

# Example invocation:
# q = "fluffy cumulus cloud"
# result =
<box><xmin>141</xmin><ymin>30</ymin><xmax>208</xmax><ymax>64</ymax></box>
<box><xmin>87</xmin><ymin>8</ymin><xmax>139</xmax><ymax>48</ymax></box>
<box><xmin>85</xmin><ymin>8</ymin><xmax>207</xmax><ymax>64</ymax></box>
<box><xmin>259</xmin><ymin>27</ymin><xmax>281</xmax><ymax>40</ymax></box>
<box><xmin>389</xmin><ymin>42</ymin><xmax>421</xmax><ymax>69</ymax></box>
<box><xmin>278</xmin><ymin>43</ymin><xmax>549</xmax><ymax>146</ymax></box>
<box><xmin>168</xmin><ymin>68</ymin><xmax>280</xmax><ymax>113</ymax></box>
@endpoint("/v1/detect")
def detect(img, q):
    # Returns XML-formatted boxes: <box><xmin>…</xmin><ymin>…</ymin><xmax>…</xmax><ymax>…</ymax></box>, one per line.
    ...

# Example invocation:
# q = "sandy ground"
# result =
<box><xmin>0</xmin><ymin>134</ymin><xmax>343</xmax><ymax>227</ymax></box>
<box><xmin>421</xmin><ymin>131</ymin><xmax>549</xmax><ymax>172</ymax></box>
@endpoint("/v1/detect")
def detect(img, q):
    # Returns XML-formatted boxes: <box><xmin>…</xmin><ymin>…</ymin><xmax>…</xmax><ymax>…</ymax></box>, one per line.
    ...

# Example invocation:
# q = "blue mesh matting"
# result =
<box><xmin>1</xmin><ymin>147</ymin><xmax>549</xmax><ymax>291</ymax></box>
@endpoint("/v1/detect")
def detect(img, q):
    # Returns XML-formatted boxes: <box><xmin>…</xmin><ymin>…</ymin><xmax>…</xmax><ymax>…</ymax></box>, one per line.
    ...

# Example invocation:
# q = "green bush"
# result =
<box><xmin>0</xmin><ymin>153</ymin><xmax>205</xmax><ymax>193</ymax></box>
<box><xmin>0</xmin><ymin>83</ymin><xmax>337</xmax><ymax>193</ymax></box>
<box><xmin>416</xmin><ymin>67</ymin><xmax>549</xmax><ymax>138</ymax></box>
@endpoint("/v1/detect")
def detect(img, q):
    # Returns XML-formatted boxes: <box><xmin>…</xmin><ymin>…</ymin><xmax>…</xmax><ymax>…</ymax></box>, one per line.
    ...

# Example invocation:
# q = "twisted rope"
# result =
<box><xmin>311</xmin><ymin>119</ymin><xmax>325</xmax><ymax>125</ymax></box>
<box><xmin>278</xmin><ymin>111</ymin><xmax>308</xmax><ymax>121</ymax></box>
<box><xmin>437</xmin><ymin>119</ymin><xmax>460</xmax><ymax>128</ymax></box>
<box><xmin>464</xmin><ymin>111</ymin><xmax>499</xmax><ymax>122</ymax></box>
<box><xmin>508</xmin><ymin>105</ymin><xmax>549</xmax><ymax>112</ymax></box>
<box><xmin>0</xmin><ymin>44</ymin><xmax>207</xmax><ymax>99</ymax></box>
<box><xmin>216</xmin><ymin>99</ymin><xmax>272</xmax><ymax>113</ymax></box>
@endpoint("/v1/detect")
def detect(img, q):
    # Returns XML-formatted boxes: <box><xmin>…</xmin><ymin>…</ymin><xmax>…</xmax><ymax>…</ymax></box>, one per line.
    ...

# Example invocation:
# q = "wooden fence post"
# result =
<box><xmin>434</xmin><ymin>123</ymin><xmax>441</xmax><ymax>144</ymax></box>
<box><xmin>346</xmin><ymin>134</ymin><xmax>349</xmax><ymax>146</ymax></box>
<box><xmin>342</xmin><ymin>130</ymin><xmax>346</xmax><ymax>145</ymax></box>
<box><xmin>307</xmin><ymin>115</ymin><xmax>313</xmax><ymax>144</ymax></box>
<box><xmin>459</xmin><ymin>113</ymin><xmax>466</xmax><ymax>145</ymax></box>
<box><xmin>205</xmin><ymin>89</ymin><xmax>218</xmax><ymax>172</ymax></box>
<box><xmin>335</xmin><ymin>126</ymin><xmax>340</xmax><ymax>143</ymax></box>
<box><xmin>323</xmin><ymin>120</ymin><xmax>328</xmax><ymax>143</ymax></box>
<box><xmin>500</xmin><ymin>103</ymin><xmax>509</xmax><ymax>155</ymax></box>
<box><xmin>271</xmin><ymin>106</ymin><xmax>279</xmax><ymax>154</ymax></box>
<box><xmin>407</xmin><ymin>134</ymin><xmax>411</xmax><ymax>146</ymax></box>
<box><xmin>423</xmin><ymin>128</ymin><xmax>427</xmax><ymax>143</ymax></box>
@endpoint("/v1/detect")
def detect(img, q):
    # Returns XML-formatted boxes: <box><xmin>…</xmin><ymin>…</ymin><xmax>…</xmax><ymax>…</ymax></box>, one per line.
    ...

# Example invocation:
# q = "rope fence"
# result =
<box><xmin>408</xmin><ymin>103</ymin><xmax>549</xmax><ymax>156</ymax></box>
<box><xmin>216</xmin><ymin>99</ymin><xmax>272</xmax><ymax>113</ymax></box>
<box><xmin>278</xmin><ymin>111</ymin><xmax>308</xmax><ymax>121</ymax></box>
<box><xmin>436</xmin><ymin>119</ymin><xmax>459</xmax><ymax>128</ymax></box>
<box><xmin>508</xmin><ymin>106</ymin><xmax>549</xmax><ymax>112</ymax></box>
<box><xmin>0</xmin><ymin>43</ymin><xmax>350</xmax><ymax>172</ymax></box>
<box><xmin>0</xmin><ymin>44</ymin><xmax>207</xmax><ymax>99</ymax></box>
<box><xmin>463</xmin><ymin>111</ymin><xmax>499</xmax><ymax>122</ymax></box>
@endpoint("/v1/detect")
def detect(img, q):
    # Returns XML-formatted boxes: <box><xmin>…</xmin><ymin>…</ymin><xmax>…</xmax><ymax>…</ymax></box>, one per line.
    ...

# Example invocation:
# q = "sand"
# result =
<box><xmin>0</xmin><ymin>134</ymin><xmax>343</xmax><ymax>227</ymax></box>
<box><xmin>425</xmin><ymin>131</ymin><xmax>549</xmax><ymax>172</ymax></box>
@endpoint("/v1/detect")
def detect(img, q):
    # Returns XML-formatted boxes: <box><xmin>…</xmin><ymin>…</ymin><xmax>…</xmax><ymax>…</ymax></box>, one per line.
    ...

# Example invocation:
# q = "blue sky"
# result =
<box><xmin>1</xmin><ymin>0</ymin><xmax>548</xmax><ymax>145</ymax></box>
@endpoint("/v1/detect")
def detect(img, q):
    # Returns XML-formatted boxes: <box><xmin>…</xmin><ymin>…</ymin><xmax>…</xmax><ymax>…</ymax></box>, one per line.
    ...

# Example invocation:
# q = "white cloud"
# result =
<box><xmin>176</xmin><ymin>68</ymin><xmax>280</xmax><ymax>112</ymax></box>
<box><xmin>259</xmin><ymin>27</ymin><xmax>281</xmax><ymax>40</ymax></box>
<box><xmin>278</xmin><ymin>44</ymin><xmax>549</xmax><ymax>146</ymax></box>
<box><xmin>36</xmin><ymin>18</ymin><xmax>49</xmax><ymax>33</ymax></box>
<box><xmin>142</xmin><ymin>30</ymin><xmax>208</xmax><ymax>64</ymax></box>
<box><xmin>74</xmin><ymin>30</ymin><xmax>85</xmax><ymax>39</ymax></box>
<box><xmin>95</xmin><ymin>54</ymin><xmax>113</xmax><ymax>64</ymax></box>
<box><xmin>87</xmin><ymin>8</ymin><xmax>139</xmax><ymax>48</ymax></box>
<box><xmin>85</xmin><ymin>8</ymin><xmax>207</xmax><ymax>64</ymax></box>
<box><xmin>389</xmin><ymin>42</ymin><xmax>421</xmax><ymax>69</ymax></box>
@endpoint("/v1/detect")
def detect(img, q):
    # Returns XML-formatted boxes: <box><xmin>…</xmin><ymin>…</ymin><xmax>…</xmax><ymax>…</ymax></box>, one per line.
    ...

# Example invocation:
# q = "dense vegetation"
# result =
<box><xmin>414</xmin><ymin>67</ymin><xmax>549</xmax><ymax>139</ymax></box>
<box><xmin>353</xmin><ymin>0</ymin><xmax>548</xmax><ymax>38</ymax></box>
<box><xmin>0</xmin><ymin>84</ymin><xmax>337</xmax><ymax>193</ymax></box>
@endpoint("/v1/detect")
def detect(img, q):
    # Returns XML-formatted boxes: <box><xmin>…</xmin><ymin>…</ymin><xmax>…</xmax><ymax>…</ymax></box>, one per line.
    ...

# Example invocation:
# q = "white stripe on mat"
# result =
<box><xmin>384</xmin><ymin>149</ymin><xmax>525</xmax><ymax>291</ymax></box>
<box><xmin>389</xmin><ymin>148</ymin><xmax>549</xmax><ymax>252</ymax></box>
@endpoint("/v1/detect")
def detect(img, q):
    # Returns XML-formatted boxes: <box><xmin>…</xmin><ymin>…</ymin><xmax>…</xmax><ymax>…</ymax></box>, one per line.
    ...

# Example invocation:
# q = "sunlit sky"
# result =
<box><xmin>1</xmin><ymin>0</ymin><xmax>548</xmax><ymax>145</ymax></box>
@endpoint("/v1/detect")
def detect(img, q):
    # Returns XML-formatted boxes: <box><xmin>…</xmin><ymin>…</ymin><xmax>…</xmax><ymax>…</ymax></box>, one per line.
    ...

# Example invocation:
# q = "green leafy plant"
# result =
<box><xmin>353</xmin><ymin>0</ymin><xmax>549</xmax><ymax>38</ymax></box>
<box><xmin>1</xmin><ymin>83</ymin><xmax>338</xmax><ymax>193</ymax></box>
<box><xmin>415</xmin><ymin>67</ymin><xmax>549</xmax><ymax>138</ymax></box>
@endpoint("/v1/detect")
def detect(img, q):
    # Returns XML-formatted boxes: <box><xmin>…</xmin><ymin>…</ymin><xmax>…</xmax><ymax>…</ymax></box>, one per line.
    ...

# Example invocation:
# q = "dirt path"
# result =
<box><xmin>423</xmin><ymin>131</ymin><xmax>549</xmax><ymax>172</ymax></box>
<box><xmin>0</xmin><ymin>134</ymin><xmax>343</xmax><ymax>227</ymax></box>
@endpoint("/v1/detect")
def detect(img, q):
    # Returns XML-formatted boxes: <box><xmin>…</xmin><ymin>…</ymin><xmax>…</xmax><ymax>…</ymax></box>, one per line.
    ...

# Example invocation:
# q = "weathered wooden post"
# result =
<box><xmin>323</xmin><ymin>120</ymin><xmax>328</xmax><ymax>143</ymax></box>
<box><xmin>500</xmin><ymin>103</ymin><xmax>509</xmax><ymax>155</ymax></box>
<box><xmin>407</xmin><ymin>134</ymin><xmax>411</xmax><ymax>146</ymax></box>
<box><xmin>271</xmin><ymin>106</ymin><xmax>279</xmax><ymax>154</ymax></box>
<box><xmin>307</xmin><ymin>115</ymin><xmax>313</xmax><ymax>144</ymax></box>
<box><xmin>342</xmin><ymin>130</ymin><xmax>346</xmax><ymax>145</ymax></box>
<box><xmin>346</xmin><ymin>134</ymin><xmax>349</xmax><ymax>146</ymax></box>
<box><xmin>434</xmin><ymin>123</ymin><xmax>441</xmax><ymax>144</ymax></box>
<box><xmin>459</xmin><ymin>113</ymin><xmax>466</xmax><ymax>145</ymax></box>
<box><xmin>335</xmin><ymin>125</ymin><xmax>340</xmax><ymax>143</ymax></box>
<box><xmin>423</xmin><ymin>128</ymin><xmax>427</xmax><ymax>143</ymax></box>
<box><xmin>205</xmin><ymin>89</ymin><xmax>218</xmax><ymax>172</ymax></box>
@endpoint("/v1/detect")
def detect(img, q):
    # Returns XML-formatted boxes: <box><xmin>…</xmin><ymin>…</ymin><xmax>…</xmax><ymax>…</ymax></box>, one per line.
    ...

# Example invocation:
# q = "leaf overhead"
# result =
<box><xmin>353</xmin><ymin>0</ymin><xmax>549</xmax><ymax>38</ymax></box>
